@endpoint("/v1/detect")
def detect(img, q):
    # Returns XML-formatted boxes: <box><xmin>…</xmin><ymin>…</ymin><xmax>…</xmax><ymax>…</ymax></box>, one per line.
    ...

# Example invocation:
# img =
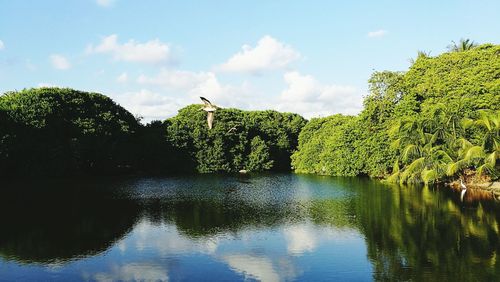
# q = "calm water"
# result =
<box><xmin>1</xmin><ymin>174</ymin><xmax>499</xmax><ymax>281</ymax></box>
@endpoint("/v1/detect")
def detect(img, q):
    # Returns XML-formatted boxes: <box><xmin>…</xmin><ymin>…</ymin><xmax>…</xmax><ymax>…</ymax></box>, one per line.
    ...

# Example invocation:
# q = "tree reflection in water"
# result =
<box><xmin>0</xmin><ymin>174</ymin><xmax>499</xmax><ymax>281</ymax></box>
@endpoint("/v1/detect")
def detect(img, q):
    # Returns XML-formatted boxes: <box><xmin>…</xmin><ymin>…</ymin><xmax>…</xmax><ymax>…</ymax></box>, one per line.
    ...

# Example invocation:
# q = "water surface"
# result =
<box><xmin>1</xmin><ymin>174</ymin><xmax>499</xmax><ymax>281</ymax></box>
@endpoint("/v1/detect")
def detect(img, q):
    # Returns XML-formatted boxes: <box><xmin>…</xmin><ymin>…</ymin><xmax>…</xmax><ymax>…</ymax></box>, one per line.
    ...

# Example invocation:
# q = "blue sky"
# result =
<box><xmin>1</xmin><ymin>0</ymin><xmax>499</xmax><ymax>121</ymax></box>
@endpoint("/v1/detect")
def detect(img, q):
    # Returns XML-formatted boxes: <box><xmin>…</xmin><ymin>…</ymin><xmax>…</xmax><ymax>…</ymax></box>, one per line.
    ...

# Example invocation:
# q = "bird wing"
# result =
<box><xmin>200</xmin><ymin>96</ymin><xmax>212</xmax><ymax>106</ymax></box>
<box><xmin>207</xmin><ymin>111</ymin><xmax>214</xmax><ymax>129</ymax></box>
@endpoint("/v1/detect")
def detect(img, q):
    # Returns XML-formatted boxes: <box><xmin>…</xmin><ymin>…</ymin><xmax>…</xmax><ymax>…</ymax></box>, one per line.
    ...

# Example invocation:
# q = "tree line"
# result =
<box><xmin>292</xmin><ymin>43</ymin><xmax>499</xmax><ymax>184</ymax></box>
<box><xmin>1</xmin><ymin>41</ymin><xmax>498</xmax><ymax>184</ymax></box>
<box><xmin>0</xmin><ymin>88</ymin><xmax>306</xmax><ymax>177</ymax></box>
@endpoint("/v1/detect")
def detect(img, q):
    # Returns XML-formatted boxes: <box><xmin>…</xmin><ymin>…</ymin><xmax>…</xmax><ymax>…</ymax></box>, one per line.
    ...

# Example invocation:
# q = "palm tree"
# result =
<box><xmin>447</xmin><ymin>38</ymin><xmax>477</xmax><ymax>52</ymax></box>
<box><xmin>389</xmin><ymin>117</ymin><xmax>453</xmax><ymax>184</ymax></box>
<box><xmin>448</xmin><ymin>111</ymin><xmax>499</xmax><ymax>178</ymax></box>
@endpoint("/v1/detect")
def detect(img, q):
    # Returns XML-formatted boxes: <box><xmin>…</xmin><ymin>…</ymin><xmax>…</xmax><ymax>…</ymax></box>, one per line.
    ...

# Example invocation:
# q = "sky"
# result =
<box><xmin>0</xmin><ymin>0</ymin><xmax>499</xmax><ymax>121</ymax></box>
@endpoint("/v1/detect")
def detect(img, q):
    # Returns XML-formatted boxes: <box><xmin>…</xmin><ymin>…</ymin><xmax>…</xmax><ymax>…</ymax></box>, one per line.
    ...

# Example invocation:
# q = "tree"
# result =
<box><xmin>447</xmin><ymin>38</ymin><xmax>477</xmax><ymax>52</ymax></box>
<box><xmin>0</xmin><ymin>87</ymin><xmax>140</xmax><ymax>176</ymax></box>
<box><xmin>166</xmin><ymin>105</ymin><xmax>306</xmax><ymax>173</ymax></box>
<box><xmin>246</xmin><ymin>136</ymin><xmax>273</xmax><ymax>171</ymax></box>
<box><xmin>292</xmin><ymin>43</ymin><xmax>500</xmax><ymax>183</ymax></box>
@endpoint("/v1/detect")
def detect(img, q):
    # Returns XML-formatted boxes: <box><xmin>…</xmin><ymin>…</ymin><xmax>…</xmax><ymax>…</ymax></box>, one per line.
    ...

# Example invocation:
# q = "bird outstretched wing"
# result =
<box><xmin>207</xmin><ymin>111</ymin><xmax>214</xmax><ymax>129</ymax></box>
<box><xmin>200</xmin><ymin>96</ymin><xmax>212</xmax><ymax>106</ymax></box>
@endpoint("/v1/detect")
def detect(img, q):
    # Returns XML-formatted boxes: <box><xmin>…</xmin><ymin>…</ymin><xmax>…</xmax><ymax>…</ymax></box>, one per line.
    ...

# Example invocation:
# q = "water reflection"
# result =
<box><xmin>357</xmin><ymin>184</ymin><xmax>500</xmax><ymax>281</ymax></box>
<box><xmin>1</xmin><ymin>174</ymin><xmax>499</xmax><ymax>281</ymax></box>
<box><xmin>0</xmin><ymin>179</ymin><xmax>141</xmax><ymax>264</ymax></box>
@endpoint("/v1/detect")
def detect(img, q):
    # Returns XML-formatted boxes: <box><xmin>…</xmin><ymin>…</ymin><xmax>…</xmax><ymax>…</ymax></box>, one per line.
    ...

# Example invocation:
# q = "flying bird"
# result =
<box><xmin>200</xmin><ymin>97</ymin><xmax>217</xmax><ymax>129</ymax></box>
<box><xmin>227</xmin><ymin>121</ymin><xmax>242</xmax><ymax>134</ymax></box>
<box><xmin>460</xmin><ymin>178</ymin><xmax>467</xmax><ymax>202</ymax></box>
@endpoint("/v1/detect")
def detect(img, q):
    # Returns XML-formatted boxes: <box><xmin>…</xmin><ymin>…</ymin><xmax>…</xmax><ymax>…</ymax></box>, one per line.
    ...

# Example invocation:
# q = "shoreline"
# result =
<box><xmin>448</xmin><ymin>180</ymin><xmax>500</xmax><ymax>201</ymax></box>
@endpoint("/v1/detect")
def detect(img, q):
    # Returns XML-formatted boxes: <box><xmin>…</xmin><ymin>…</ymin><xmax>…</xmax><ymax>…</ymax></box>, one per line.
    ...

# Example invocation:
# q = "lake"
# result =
<box><xmin>1</xmin><ymin>174</ymin><xmax>499</xmax><ymax>281</ymax></box>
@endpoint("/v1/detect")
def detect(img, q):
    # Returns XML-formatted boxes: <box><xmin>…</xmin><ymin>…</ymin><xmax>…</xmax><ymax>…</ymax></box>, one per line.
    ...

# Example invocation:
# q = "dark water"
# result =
<box><xmin>1</xmin><ymin>174</ymin><xmax>499</xmax><ymax>281</ymax></box>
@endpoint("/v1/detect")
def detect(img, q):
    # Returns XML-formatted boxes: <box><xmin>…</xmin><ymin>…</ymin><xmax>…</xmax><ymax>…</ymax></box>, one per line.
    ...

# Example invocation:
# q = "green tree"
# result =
<box><xmin>166</xmin><ymin>105</ymin><xmax>306</xmax><ymax>173</ymax></box>
<box><xmin>0</xmin><ymin>87</ymin><xmax>140</xmax><ymax>176</ymax></box>
<box><xmin>447</xmin><ymin>38</ymin><xmax>478</xmax><ymax>52</ymax></box>
<box><xmin>246</xmin><ymin>136</ymin><xmax>273</xmax><ymax>171</ymax></box>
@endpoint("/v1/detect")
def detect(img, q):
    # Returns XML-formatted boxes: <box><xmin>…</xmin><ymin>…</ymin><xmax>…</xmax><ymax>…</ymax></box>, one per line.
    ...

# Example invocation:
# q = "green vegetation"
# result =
<box><xmin>0</xmin><ymin>88</ymin><xmax>141</xmax><ymax>176</ymax></box>
<box><xmin>292</xmin><ymin>43</ymin><xmax>500</xmax><ymax>184</ymax></box>
<box><xmin>165</xmin><ymin>105</ymin><xmax>306</xmax><ymax>173</ymax></box>
<box><xmin>0</xmin><ymin>88</ymin><xmax>306</xmax><ymax>177</ymax></box>
<box><xmin>1</xmin><ymin>42</ymin><xmax>498</xmax><ymax>183</ymax></box>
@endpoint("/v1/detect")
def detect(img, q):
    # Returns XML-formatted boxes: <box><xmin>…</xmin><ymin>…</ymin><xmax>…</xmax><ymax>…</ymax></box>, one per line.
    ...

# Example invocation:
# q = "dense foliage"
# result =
<box><xmin>292</xmin><ymin>43</ymin><xmax>500</xmax><ymax>184</ymax></box>
<box><xmin>0</xmin><ymin>88</ymin><xmax>142</xmax><ymax>176</ymax></box>
<box><xmin>0</xmin><ymin>88</ymin><xmax>306</xmax><ymax>177</ymax></box>
<box><xmin>165</xmin><ymin>105</ymin><xmax>306</xmax><ymax>173</ymax></box>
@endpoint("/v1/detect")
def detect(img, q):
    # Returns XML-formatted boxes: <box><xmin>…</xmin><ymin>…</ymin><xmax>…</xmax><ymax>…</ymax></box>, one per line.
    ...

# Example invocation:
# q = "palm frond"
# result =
<box><xmin>446</xmin><ymin>160</ymin><xmax>468</xmax><ymax>176</ymax></box>
<box><xmin>463</xmin><ymin>145</ymin><xmax>485</xmax><ymax>162</ymax></box>
<box><xmin>402</xmin><ymin>144</ymin><xmax>420</xmax><ymax>162</ymax></box>
<box><xmin>421</xmin><ymin>168</ymin><xmax>438</xmax><ymax>185</ymax></box>
<box><xmin>485</xmin><ymin>151</ymin><xmax>498</xmax><ymax>167</ymax></box>
<box><xmin>400</xmin><ymin>157</ymin><xmax>425</xmax><ymax>183</ymax></box>
<box><xmin>477</xmin><ymin>163</ymin><xmax>494</xmax><ymax>177</ymax></box>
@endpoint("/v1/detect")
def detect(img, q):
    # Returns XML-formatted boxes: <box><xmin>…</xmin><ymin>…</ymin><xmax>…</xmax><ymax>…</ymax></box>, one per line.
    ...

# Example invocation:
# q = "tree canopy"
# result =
<box><xmin>0</xmin><ymin>88</ymin><xmax>306</xmax><ymax>177</ymax></box>
<box><xmin>165</xmin><ymin>105</ymin><xmax>306</xmax><ymax>173</ymax></box>
<box><xmin>0</xmin><ymin>88</ymin><xmax>141</xmax><ymax>176</ymax></box>
<box><xmin>292</xmin><ymin>43</ymin><xmax>500</xmax><ymax>183</ymax></box>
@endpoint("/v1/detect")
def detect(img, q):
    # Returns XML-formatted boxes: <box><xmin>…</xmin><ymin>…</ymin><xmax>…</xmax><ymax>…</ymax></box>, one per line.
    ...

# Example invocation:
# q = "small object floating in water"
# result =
<box><xmin>239</xmin><ymin>169</ymin><xmax>248</xmax><ymax>174</ymax></box>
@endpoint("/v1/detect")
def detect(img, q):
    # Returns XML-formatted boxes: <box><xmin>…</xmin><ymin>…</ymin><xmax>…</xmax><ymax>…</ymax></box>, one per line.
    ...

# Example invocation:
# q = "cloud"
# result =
<box><xmin>87</xmin><ymin>34</ymin><xmax>173</xmax><ymax>64</ymax></box>
<box><xmin>0</xmin><ymin>40</ymin><xmax>4</xmax><ymax>50</ymax></box>
<box><xmin>96</xmin><ymin>0</ymin><xmax>115</xmax><ymax>7</ymax></box>
<box><xmin>90</xmin><ymin>263</ymin><xmax>168</xmax><ymax>282</ymax></box>
<box><xmin>131</xmin><ymin>220</ymin><xmax>219</xmax><ymax>255</ymax></box>
<box><xmin>284</xmin><ymin>224</ymin><xmax>317</xmax><ymax>254</ymax></box>
<box><xmin>137</xmin><ymin>69</ymin><xmax>213</xmax><ymax>91</ymax></box>
<box><xmin>216</xmin><ymin>35</ymin><xmax>300</xmax><ymax>73</ymax></box>
<box><xmin>134</xmin><ymin>69</ymin><xmax>361</xmax><ymax>120</ymax></box>
<box><xmin>223</xmin><ymin>255</ymin><xmax>280</xmax><ymax>282</ymax></box>
<box><xmin>113</xmin><ymin>89</ymin><xmax>184</xmax><ymax>122</ymax></box>
<box><xmin>116</xmin><ymin>72</ymin><xmax>128</xmax><ymax>83</ymax></box>
<box><xmin>367</xmin><ymin>29</ymin><xmax>388</xmax><ymax>38</ymax></box>
<box><xmin>137</xmin><ymin>68</ymin><xmax>252</xmax><ymax>109</ymax></box>
<box><xmin>49</xmin><ymin>54</ymin><xmax>71</xmax><ymax>70</ymax></box>
<box><xmin>278</xmin><ymin>71</ymin><xmax>363</xmax><ymax>118</ymax></box>
<box><xmin>123</xmin><ymin>68</ymin><xmax>266</xmax><ymax>122</ymax></box>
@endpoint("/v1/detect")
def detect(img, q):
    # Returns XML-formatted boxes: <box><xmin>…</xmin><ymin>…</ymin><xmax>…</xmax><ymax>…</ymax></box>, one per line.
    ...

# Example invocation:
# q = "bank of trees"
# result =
<box><xmin>1</xmin><ymin>43</ymin><xmax>497</xmax><ymax>182</ymax></box>
<box><xmin>0</xmin><ymin>88</ymin><xmax>306</xmax><ymax>177</ymax></box>
<box><xmin>165</xmin><ymin>105</ymin><xmax>306</xmax><ymax>173</ymax></box>
<box><xmin>292</xmin><ymin>43</ymin><xmax>500</xmax><ymax>184</ymax></box>
<box><xmin>0</xmin><ymin>88</ymin><xmax>141</xmax><ymax>176</ymax></box>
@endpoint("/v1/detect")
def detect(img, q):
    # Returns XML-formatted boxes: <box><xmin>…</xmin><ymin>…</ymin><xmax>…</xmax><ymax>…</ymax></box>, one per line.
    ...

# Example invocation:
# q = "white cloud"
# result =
<box><xmin>133</xmin><ymin>69</ymin><xmax>361</xmax><ymax>120</ymax></box>
<box><xmin>131</xmin><ymin>220</ymin><xmax>219</xmax><ymax>255</ymax></box>
<box><xmin>113</xmin><ymin>89</ymin><xmax>184</xmax><ymax>122</ymax></box>
<box><xmin>91</xmin><ymin>263</ymin><xmax>168</xmax><ymax>282</ymax></box>
<box><xmin>367</xmin><ymin>29</ymin><xmax>388</xmax><ymax>38</ymax></box>
<box><xmin>96</xmin><ymin>0</ymin><xmax>115</xmax><ymax>7</ymax></box>
<box><xmin>217</xmin><ymin>35</ymin><xmax>300</xmax><ymax>73</ymax></box>
<box><xmin>137</xmin><ymin>69</ymin><xmax>252</xmax><ymax>109</ymax></box>
<box><xmin>137</xmin><ymin>69</ymin><xmax>212</xmax><ymax>90</ymax></box>
<box><xmin>116</xmin><ymin>72</ymin><xmax>128</xmax><ymax>83</ymax></box>
<box><xmin>278</xmin><ymin>71</ymin><xmax>363</xmax><ymax>118</ymax></box>
<box><xmin>223</xmin><ymin>255</ymin><xmax>280</xmax><ymax>282</ymax></box>
<box><xmin>49</xmin><ymin>54</ymin><xmax>71</xmax><ymax>70</ymax></box>
<box><xmin>0</xmin><ymin>40</ymin><xmax>4</xmax><ymax>50</ymax></box>
<box><xmin>87</xmin><ymin>34</ymin><xmax>173</xmax><ymax>64</ymax></box>
<box><xmin>284</xmin><ymin>224</ymin><xmax>317</xmax><ymax>254</ymax></box>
